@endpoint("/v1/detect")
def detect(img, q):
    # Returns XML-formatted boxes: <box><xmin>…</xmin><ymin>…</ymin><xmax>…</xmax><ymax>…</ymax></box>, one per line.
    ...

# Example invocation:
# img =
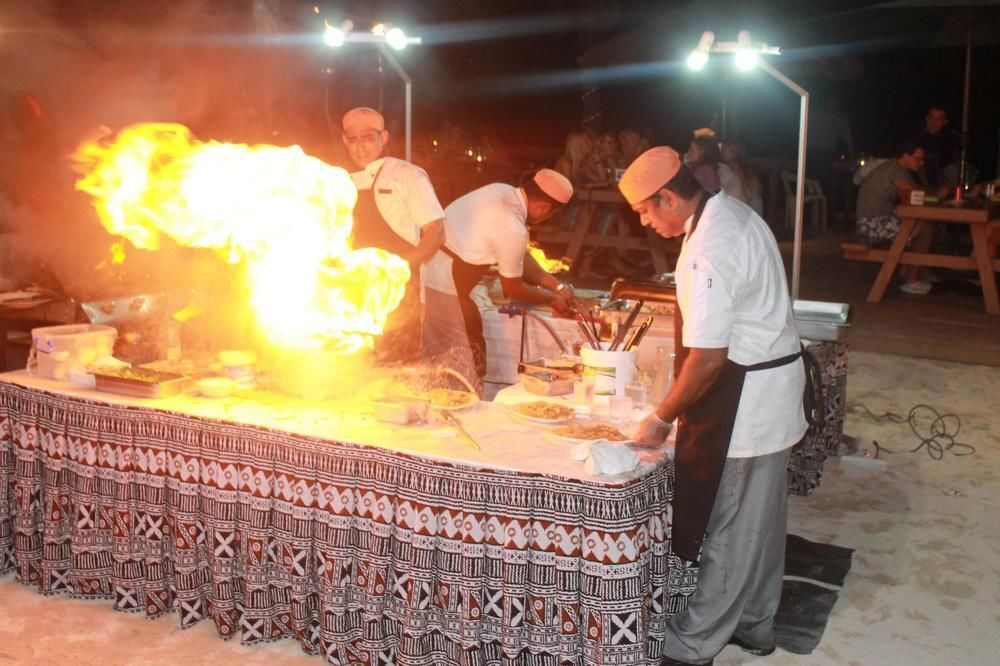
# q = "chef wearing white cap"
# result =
<box><xmin>422</xmin><ymin>169</ymin><xmax>578</xmax><ymax>387</ymax></box>
<box><xmin>619</xmin><ymin>147</ymin><xmax>813</xmax><ymax>665</ymax></box>
<box><xmin>342</xmin><ymin>106</ymin><xmax>445</xmax><ymax>363</ymax></box>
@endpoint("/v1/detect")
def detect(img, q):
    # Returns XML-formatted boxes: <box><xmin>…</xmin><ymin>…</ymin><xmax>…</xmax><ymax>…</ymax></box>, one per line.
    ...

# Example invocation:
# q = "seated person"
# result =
<box><xmin>855</xmin><ymin>137</ymin><xmax>947</xmax><ymax>295</ymax></box>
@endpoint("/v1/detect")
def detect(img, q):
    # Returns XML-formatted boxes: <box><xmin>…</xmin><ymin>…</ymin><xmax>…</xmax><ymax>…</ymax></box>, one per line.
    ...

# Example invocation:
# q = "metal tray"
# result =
<box><xmin>792</xmin><ymin>300</ymin><xmax>851</xmax><ymax>342</ymax></box>
<box><xmin>93</xmin><ymin>369</ymin><xmax>190</xmax><ymax>398</ymax></box>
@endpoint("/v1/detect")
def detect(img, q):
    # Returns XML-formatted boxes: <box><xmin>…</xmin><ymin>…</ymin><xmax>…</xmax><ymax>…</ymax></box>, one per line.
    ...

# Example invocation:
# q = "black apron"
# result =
<box><xmin>670</xmin><ymin>192</ymin><xmax>816</xmax><ymax>562</ymax></box>
<box><xmin>441</xmin><ymin>245</ymin><xmax>493</xmax><ymax>380</ymax></box>
<box><xmin>352</xmin><ymin>166</ymin><xmax>421</xmax><ymax>364</ymax></box>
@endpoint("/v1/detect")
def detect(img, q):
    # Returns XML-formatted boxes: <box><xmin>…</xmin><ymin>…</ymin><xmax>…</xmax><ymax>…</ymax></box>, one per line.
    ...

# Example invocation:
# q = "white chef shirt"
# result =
<box><xmin>424</xmin><ymin>183</ymin><xmax>529</xmax><ymax>295</ymax></box>
<box><xmin>349</xmin><ymin>156</ymin><xmax>445</xmax><ymax>245</ymax></box>
<box><xmin>676</xmin><ymin>192</ymin><xmax>807</xmax><ymax>458</ymax></box>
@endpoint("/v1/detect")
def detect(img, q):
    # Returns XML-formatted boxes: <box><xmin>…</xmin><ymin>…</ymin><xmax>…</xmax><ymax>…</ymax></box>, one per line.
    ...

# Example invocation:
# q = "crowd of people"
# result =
<box><xmin>549</xmin><ymin>126</ymin><xmax>764</xmax><ymax>217</ymax></box>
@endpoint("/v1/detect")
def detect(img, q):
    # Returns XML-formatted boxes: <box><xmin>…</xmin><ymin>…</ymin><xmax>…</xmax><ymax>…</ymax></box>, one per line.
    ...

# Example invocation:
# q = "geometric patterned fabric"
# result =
<box><xmin>0</xmin><ymin>342</ymin><xmax>842</xmax><ymax>664</ymax></box>
<box><xmin>0</xmin><ymin>381</ymin><xmax>698</xmax><ymax>665</ymax></box>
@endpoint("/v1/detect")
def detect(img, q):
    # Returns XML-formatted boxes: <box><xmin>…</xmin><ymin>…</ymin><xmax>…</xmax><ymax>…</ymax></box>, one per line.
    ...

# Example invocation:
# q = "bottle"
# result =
<box><xmin>651</xmin><ymin>346</ymin><xmax>675</xmax><ymax>405</ymax></box>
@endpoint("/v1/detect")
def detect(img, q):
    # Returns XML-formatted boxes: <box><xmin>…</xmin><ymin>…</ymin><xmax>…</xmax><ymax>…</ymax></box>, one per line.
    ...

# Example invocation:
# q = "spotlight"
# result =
<box><xmin>323</xmin><ymin>24</ymin><xmax>345</xmax><ymax>47</ymax></box>
<box><xmin>735</xmin><ymin>49</ymin><xmax>758</xmax><ymax>70</ymax></box>
<box><xmin>686</xmin><ymin>50</ymin><xmax>709</xmax><ymax>71</ymax></box>
<box><xmin>385</xmin><ymin>27</ymin><xmax>408</xmax><ymax>50</ymax></box>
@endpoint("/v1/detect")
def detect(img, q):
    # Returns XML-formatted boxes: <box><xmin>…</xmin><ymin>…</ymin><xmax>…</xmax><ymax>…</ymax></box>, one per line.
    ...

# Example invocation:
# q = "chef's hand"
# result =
<box><xmin>549</xmin><ymin>294</ymin><xmax>576</xmax><ymax>317</ymax></box>
<box><xmin>632</xmin><ymin>412</ymin><xmax>673</xmax><ymax>448</ymax></box>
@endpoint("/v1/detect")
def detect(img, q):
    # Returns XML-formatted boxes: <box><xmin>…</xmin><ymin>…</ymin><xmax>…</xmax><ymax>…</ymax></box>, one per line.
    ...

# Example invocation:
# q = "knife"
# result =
<box><xmin>440</xmin><ymin>409</ymin><xmax>481</xmax><ymax>450</ymax></box>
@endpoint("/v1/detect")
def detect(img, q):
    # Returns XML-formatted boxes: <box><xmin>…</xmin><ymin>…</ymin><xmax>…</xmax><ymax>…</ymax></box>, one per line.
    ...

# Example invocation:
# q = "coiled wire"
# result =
<box><xmin>846</xmin><ymin>402</ymin><xmax>976</xmax><ymax>460</ymax></box>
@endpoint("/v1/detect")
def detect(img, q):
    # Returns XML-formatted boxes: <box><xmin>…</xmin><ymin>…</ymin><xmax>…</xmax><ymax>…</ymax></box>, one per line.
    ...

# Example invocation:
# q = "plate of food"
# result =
<box><xmin>511</xmin><ymin>400</ymin><xmax>575</xmax><ymax>424</ymax></box>
<box><xmin>425</xmin><ymin>387</ymin><xmax>479</xmax><ymax>411</ymax></box>
<box><xmin>550</xmin><ymin>422</ymin><xmax>630</xmax><ymax>444</ymax></box>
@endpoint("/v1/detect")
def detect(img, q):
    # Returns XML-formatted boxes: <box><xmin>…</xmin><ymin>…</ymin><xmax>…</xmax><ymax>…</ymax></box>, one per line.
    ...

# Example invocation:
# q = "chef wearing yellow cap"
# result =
<box><xmin>342</xmin><ymin>106</ymin><xmax>445</xmax><ymax>363</ymax></box>
<box><xmin>422</xmin><ymin>168</ymin><xmax>578</xmax><ymax>388</ymax></box>
<box><xmin>620</xmin><ymin>147</ymin><xmax>812</xmax><ymax>665</ymax></box>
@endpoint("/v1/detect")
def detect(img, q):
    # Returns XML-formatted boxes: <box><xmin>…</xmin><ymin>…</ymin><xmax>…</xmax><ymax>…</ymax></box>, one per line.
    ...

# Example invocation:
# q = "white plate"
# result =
<box><xmin>509</xmin><ymin>401</ymin><xmax>576</xmax><ymax>424</ymax></box>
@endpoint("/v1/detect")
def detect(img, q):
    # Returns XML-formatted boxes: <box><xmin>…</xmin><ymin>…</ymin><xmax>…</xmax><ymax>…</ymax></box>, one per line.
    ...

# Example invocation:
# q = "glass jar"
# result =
<box><xmin>651</xmin><ymin>346</ymin><xmax>675</xmax><ymax>404</ymax></box>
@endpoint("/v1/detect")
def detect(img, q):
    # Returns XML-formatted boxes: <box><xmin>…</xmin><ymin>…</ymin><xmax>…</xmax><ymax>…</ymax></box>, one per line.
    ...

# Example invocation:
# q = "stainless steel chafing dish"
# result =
<box><xmin>792</xmin><ymin>300</ymin><xmax>851</xmax><ymax>342</ymax></box>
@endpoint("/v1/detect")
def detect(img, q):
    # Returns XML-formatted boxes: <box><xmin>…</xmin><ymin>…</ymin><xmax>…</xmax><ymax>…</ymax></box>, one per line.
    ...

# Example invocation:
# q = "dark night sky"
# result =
<box><xmin>5</xmin><ymin>0</ymin><xmax>1000</xmax><ymax>174</ymax></box>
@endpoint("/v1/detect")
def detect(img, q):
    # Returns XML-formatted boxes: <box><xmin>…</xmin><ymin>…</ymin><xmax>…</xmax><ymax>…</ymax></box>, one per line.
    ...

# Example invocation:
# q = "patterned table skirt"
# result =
<box><xmin>0</xmin><ymin>382</ymin><xmax>698</xmax><ymax>665</ymax></box>
<box><xmin>787</xmin><ymin>341</ymin><xmax>849</xmax><ymax>496</ymax></box>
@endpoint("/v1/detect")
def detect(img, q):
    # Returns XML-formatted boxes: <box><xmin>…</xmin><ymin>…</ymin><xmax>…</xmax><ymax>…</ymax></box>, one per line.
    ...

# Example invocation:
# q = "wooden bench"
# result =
<box><xmin>842</xmin><ymin>241</ymin><xmax>1000</xmax><ymax>271</ymax></box>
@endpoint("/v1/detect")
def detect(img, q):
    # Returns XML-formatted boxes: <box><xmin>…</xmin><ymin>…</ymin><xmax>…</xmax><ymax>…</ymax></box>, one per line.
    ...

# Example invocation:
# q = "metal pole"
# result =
<box><xmin>959</xmin><ymin>9</ymin><xmax>972</xmax><ymax>190</ymax></box>
<box><xmin>758</xmin><ymin>59</ymin><xmax>809</xmax><ymax>300</ymax></box>
<box><xmin>376</xmin><ymin>44</ymin><xmax>413</xmax><ymax>162</ymax></box>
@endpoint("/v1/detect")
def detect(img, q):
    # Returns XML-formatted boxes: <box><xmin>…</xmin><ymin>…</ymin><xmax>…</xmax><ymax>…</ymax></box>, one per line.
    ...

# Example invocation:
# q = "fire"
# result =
<box><xmin>74</xmin><ymin>123</ymin><xmax>409</xmax><ymax>353</ymax></box>
<box><xmin>527</xmin><ymin>242</ymin><xmax>571</xmax><ymax>274</ymax></box>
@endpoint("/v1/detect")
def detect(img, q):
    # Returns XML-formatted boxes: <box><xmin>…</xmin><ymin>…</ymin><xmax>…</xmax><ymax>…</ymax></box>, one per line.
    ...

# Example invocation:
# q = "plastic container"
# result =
<box><xmin>580</xmin><ymin>343</ymin><xmax>638</xmax><ymax>397</ymax></box>
<box><xmin>29</xmin><ymin>324</ymin><xmax>117</xmax><ymax>380</ymax></box>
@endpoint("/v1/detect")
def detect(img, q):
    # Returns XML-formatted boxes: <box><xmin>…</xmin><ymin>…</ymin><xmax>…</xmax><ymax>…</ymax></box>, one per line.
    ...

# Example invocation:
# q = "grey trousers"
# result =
<box><xmin>663</xmin><ymin>446</ymin><xmax>793</xmax><ymax>664</ymax></box>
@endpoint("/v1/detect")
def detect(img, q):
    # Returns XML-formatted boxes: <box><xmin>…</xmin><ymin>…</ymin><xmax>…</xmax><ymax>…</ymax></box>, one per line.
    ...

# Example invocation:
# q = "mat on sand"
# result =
<box><xmin>775</xmin><ymin>534</ymin><xmax>854</xmax><ymax>655</ymax></box>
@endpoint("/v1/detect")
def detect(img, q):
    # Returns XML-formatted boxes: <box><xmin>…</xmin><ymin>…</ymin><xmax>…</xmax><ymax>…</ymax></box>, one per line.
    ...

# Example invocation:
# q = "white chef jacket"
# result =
<box><xmin>676</xmin><ymin>192</ymin><xmax>807</xmax><ymax>458</ymax></box>
<box><xmin>424</xmin><ymin>183</ymin><xmax>529</xmax><ymax>295</ymax></box>
<box><xmin>349</xmin><ymin>156</ymin><xmax>445</xmax><ymax>246</ymax></box>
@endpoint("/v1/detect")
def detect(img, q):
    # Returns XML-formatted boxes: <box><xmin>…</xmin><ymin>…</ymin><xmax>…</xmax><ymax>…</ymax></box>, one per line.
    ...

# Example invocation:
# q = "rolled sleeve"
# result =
<box><xmin>681</xmin><ymin>254</ymin><xmax>736</xmax><ymax>349</ymax></box>
<box><xmin>492</xmin><ymin>231</ymin><xmax>528</xmax><ymax>278</ymax></box>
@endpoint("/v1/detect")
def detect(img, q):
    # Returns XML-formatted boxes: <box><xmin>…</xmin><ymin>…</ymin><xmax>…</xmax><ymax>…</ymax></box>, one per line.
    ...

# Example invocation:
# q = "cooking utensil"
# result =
<box><xmin>81</xmin><ymin>290</ymin><xmax>192</xmax><ymax>325</ymax></box>
<box><xmin>624</xmin><ymin>316</ymin><xmax>653</xmax><ymax>351</ymax></box>
<box><xmin>439</xmin><ymin>409</ymin><xmax>481</xmax><ymax>450</ymax></box>
<box><xmin>609</xmin><ymin>299</ymin><xmax>644</xmax><ymax>351</ymax></box>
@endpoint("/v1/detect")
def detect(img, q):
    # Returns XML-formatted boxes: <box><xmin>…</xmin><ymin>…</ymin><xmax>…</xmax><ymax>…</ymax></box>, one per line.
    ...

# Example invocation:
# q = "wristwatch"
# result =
<box><xmin>554</xmin><ymin>282</ymin><xmax>571</xmax><ymax>294</ymax></box>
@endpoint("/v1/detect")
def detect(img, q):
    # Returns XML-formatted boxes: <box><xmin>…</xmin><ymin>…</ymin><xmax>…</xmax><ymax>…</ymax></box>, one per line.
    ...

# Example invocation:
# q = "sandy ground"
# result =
<box><xmin>1</xmin><ymin>350</ymin><xmax>997</xmax><ymax>665</ymax></box>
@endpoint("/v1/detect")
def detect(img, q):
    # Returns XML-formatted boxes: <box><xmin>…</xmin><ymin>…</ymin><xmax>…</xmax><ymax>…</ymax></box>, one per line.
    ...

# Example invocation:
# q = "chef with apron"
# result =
<box><xmin>619</xmin><ymin>147</ymin><xmax>810</xmax><ymax>666</ymax></box>
<box><xmin>342</xmin><ymin>107</ymin><xmax>446</xmax><ymax>363</ymax></box>
<box><xmin>421</xmin><ymin>169</ymin><xmax>578</xmax><ymax>390</ymax></box>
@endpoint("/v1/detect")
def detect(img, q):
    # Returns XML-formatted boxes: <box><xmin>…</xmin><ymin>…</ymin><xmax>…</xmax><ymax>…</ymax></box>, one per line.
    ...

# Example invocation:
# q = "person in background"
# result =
<box><xmin>421</xmin><ymin>169</ymin><xmax>579</xmax><ymax>388</ymax></box>
<box><xmin>916</xmin><ymin>106</ymin><xmax>959</xmax><ymax>190</ymax></box>
<box><xmin>341</xmin><ymin>107</ymin><xmax>446</xmax><ymax>363</ymax></box>
<box><xmin>595</xmin><ymin>131</ymin><xmax>621</xmax><ymax>183</ymax></box>
<box><xmin>619</xmin><ymin>128</ymin><xmax>644</xmax><ymax>167</ymax></box>
<box><xmin>722</xmin><ymin>141</ymin><xmax>763</xmax><ymax>216</ymax></box>
<box><xmin>855</xmin><ymin>137</ymin><xmax>948</xmax><ymax>295</ymax></box>
<box><xmin>554</xmin><ymin>129</ymin><xmax>604</xmax><ymax>187</ymax></box>
<box><xmin>619</xmin><ymin>147</ymin><xmax>808</xmax><ymax>665</ymax></box>
<box><xmin>685</xmin><ymin>134</ymin><xmax>722</xmax><ymax>194</ymax></box>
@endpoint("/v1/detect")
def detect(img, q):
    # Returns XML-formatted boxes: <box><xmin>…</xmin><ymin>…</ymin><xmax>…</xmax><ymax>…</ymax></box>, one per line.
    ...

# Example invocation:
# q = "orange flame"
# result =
<box><xmin>74</xmin><ymin>123</ymin><xmax>409</xmax><ymax>353</ymax></box>
<box><xmin>528</xmin><ymin>242</ymin><xmax>571</xmax><ymax>274</ymax></box>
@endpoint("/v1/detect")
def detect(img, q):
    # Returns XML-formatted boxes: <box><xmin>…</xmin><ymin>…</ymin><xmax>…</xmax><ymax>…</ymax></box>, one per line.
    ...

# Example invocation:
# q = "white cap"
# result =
<box><xmin>618</xmin><ymin>146</ymin><xmax>682</xmax><ymax>205</ymax></box>
<box><xmin>533</xmin><ymin>168</ymin><xmax>573</xmax><ymax>204</ymax></box>
<box><xmin>342</xmin><ymin>107</ymin><xmax>385</xmax><ymax>133</ymax></box>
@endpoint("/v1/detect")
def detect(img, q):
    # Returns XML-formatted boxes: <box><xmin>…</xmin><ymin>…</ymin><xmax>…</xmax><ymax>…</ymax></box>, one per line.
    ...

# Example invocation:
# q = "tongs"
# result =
<box><xmin>439</xmin><ymin>409</ymin><xmax>481</xmax><ymax>450</ymax></box>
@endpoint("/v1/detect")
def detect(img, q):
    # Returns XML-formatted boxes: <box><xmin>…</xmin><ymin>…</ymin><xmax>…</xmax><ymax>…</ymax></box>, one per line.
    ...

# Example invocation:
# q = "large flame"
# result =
<box><xmin>74</xmin><ymin>123</ymin><xmax>409</xmax><ymax>353</ymax></box>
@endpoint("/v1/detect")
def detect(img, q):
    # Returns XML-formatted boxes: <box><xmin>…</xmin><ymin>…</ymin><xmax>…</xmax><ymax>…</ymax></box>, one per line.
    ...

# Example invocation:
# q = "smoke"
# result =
<box><xmin>0</xmin><ymin>0</ymin><xmax>329</xmax><ymax>301</ymax></box>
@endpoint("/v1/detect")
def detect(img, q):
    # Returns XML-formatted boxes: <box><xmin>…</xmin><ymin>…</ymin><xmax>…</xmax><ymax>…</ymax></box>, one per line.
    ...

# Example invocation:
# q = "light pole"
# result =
<box><xmin>688</xmin><ymin>31</ymin><xmax>809</xmax><ymax>299</ymax></box>
<box><xmin>323</xmin><ymin>21</ymin><xmax>422</xmax><ymax>162</ymax></box>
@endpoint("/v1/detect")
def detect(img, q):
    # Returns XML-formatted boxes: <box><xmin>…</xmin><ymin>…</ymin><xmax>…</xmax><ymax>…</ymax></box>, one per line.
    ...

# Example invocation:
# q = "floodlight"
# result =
<box><xmin>385</xmin><ymin>27</ymin><xmax>408</xmax><ymax>50</ymax></box>
<box><xmin>687</xmin><ymin>49</ymin><xmax>709</xmax><ymax>71</ymax></box>
<box><xmin>323</xmin><ymin>24</ymin><xmax>346</xmax><ymax>47</ymax></box>
<box><xmin>734</xmin><ymin>49</ymin><xmax>758</xmax><ymax>70</ymax></box>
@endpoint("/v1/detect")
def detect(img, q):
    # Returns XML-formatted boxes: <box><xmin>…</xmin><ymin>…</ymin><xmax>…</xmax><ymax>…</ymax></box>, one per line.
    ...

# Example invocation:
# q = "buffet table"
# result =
<box><xmin>0</xmin><ymin>372</ymin><xmax>697</xmax><ymax>665</ymax></box>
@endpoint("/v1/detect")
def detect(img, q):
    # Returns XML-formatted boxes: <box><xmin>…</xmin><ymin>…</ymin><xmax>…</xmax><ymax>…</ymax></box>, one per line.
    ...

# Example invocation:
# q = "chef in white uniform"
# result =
<box><xmin>342</xmin><ymin>107</ymin><xmax>445</xmax><ymax>363</ymax></box>
<box><xmin>619</xmin><ymin>147</ymin><xmax>810</xmax><ymax>665</ymax></box>
<box><xmin>422</xmin><ymin>169</ymin><xmax>577</xmax><ymax>388</ymax></box>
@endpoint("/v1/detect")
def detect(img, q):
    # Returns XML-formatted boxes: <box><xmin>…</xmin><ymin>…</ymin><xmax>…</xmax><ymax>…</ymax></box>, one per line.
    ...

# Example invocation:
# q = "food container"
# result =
<box><xmin>92</xmin><ymin>367</ymin><xmax>189</xmax><ymax>398</ymax></box>
<box><xmin>373</xmin><ymin>396</ymin><xmax>431</xmax><ymax>425</ymax></box>
<box><xmin>197</xmin><ymin>376</ymin><xmax>236</xmax><ymax>398</ymax></box>
<box><xmin>520</xmin><ymin>370</ymin><xmax>576</xmax><ymax>396</ymax></box>
<box><xmin>792</xmin><ymin>300</ymin><xmax>851</xmax><ymax>343</ymax></box>
<box><xmin>29</xmin><ymin>324</ymin><xmax>117</xmax><ymax>380</ymax></box>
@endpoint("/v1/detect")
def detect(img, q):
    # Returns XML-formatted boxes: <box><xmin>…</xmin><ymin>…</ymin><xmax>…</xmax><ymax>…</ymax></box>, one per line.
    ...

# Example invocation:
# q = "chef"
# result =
<box><xmin>422</xmin><ymin>169</ymin><xmax>578</xmax><ymax>388</ymax></box>
<box><xmin>619</xmin><ymin>147</ymin><xmax>810</xmax><ymax>665</ymax></box>
<box><xmin>342</xmin><ymin>107</ymin><xmax>446</xmax><ymax>363</ymax></box>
